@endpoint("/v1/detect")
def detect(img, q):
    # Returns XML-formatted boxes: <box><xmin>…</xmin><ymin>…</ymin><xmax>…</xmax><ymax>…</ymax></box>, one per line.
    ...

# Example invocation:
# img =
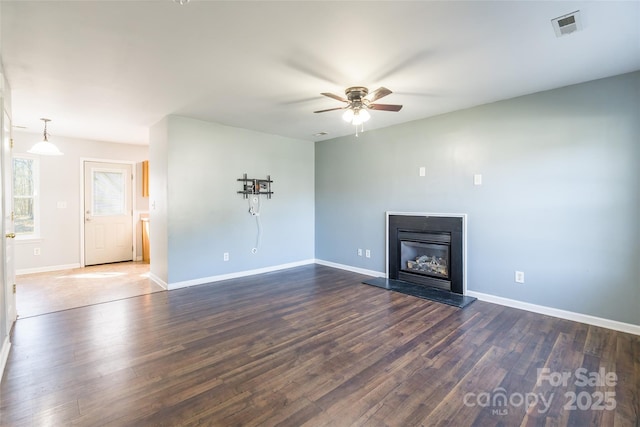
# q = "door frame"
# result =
<box><xmin>2</xmin><ymin>108</ymin><xmax>16</xmax><ymax>333</ymax></box>
<box><xmin>80</xmin><ymin>158</ymin><xmax>138</xmax><ymax>267</ymax></box>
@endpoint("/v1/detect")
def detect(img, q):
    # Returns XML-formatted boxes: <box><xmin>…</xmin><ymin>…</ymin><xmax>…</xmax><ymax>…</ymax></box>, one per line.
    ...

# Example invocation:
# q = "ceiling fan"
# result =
<box><xmin>314</xmin><ymin>86</ymin><xmax>403</xmax><ymax>135</ymax></box>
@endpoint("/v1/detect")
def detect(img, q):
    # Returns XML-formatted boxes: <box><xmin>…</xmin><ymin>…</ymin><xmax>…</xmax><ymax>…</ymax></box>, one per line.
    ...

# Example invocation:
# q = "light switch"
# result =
<box><xmin>474</xmin><ymin>174</ymin><xmax>482</xmax><ymax>185</ymax></box>
<box><xmin>419</xmin><ymin>167</ymin><xmax>426</xmax><ymax>177</ymax></box>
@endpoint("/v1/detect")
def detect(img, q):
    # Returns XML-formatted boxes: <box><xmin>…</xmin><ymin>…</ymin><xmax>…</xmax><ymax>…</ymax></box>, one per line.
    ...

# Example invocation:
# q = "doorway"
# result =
<box><xmin>14</xmin><ymin>159</ymin><xmax>159</xmax><ymax>319</ymax></box>
<box><xmin>83</xmin><ymin>161</ymin><xmax>134</xmax><ymax>266</ymax></box>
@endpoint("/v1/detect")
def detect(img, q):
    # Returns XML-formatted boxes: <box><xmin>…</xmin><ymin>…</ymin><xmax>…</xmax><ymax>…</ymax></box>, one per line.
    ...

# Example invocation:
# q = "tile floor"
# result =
<box><xmin>15</xmin><ymin>261</ymin><xmax>164</xmax><ymax>318</ymax></box>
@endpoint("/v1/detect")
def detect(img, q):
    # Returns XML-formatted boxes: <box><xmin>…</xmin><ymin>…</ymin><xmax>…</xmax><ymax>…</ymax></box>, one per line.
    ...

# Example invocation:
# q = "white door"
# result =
<box><xmin>2</xmin><ymin>110</ymin><xmax>16</xmax><ymax>328</ymax></box>
<box><xmin>84</xmin><ymin>161</ymin><xmax>133</xmax><ymax>266</ymax></box>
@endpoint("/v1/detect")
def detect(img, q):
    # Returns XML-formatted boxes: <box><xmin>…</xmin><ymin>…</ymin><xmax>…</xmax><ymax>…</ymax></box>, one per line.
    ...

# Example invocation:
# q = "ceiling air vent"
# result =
<box><xmin>551</xmin><ymin>10</ymin><xmax>582</xmax><ymax>37</ymax></box>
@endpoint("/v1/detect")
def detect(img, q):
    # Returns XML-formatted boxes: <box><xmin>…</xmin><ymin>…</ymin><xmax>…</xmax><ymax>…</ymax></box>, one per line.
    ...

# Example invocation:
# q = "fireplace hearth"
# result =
<box><xmin>363</xmin><ymin>213</ymin><xmax>475</xmax><ymax>308</ymax></box>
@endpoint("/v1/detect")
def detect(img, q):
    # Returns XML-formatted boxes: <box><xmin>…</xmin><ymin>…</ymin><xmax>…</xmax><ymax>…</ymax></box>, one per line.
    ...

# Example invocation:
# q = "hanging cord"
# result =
<box><xmin>253</xmin><ymin>215</ymin><xmax>262</xmax><ymax>254</ymax></box>
<box><xmin>248</xmin><ymin>196</ymin><xmax>262</xmax><ymax>253</ymax></box>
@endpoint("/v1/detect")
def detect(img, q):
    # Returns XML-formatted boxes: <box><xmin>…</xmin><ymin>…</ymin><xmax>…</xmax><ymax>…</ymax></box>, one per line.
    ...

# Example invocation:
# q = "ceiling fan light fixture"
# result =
<box><xmin>28</xmin><ymin>118</ymin><xmax>63</xmax><ymax>156</ymax></box>
<box><xmin>358</xmin><ymin>109</ymin><xmax>371</xmax><ymax>122</ymax></box>
<box><xmin>342</xmin><ymin>108</ymin><xmax>370</xmax><ymax>125</ymax></box>
<box><xmin>315</xmin><ymin>86</ymin><xmax>400</xmax><ymax>136</ymax></box>
<box><xmin>342</xmin><ymin>109</ymin><xmax>354</xmax><ymax>123</ymax></box>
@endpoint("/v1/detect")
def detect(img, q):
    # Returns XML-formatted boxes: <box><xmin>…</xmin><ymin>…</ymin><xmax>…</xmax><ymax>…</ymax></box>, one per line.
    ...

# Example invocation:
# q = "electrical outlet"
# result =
<box><xmin>515</xmin><ymin>271</ymin><xmax>525</xmax><ymax>283</ymax></box>
<box><xmin>34</xmin><ymin>248</ymin><xmax>41</xmax><ymax>256</ymax></box>
<box><xmin>365</xmin><ymin>249</ymin><xmax>371</xmax><ymax>258</ymax></box>
<box><xmin>357</xmin><ymin>248</ymin><xmax>363</xmax><ymax>256</ymax></box>
<box><xmin>223</xmin><ymin>252</ymin><xmax>229</xmax><ymax>261</ymax></box>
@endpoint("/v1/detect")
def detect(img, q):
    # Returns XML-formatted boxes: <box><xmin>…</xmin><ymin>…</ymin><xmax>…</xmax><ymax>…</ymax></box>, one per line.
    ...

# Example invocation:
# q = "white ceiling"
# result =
<box><xmin>2</xmin><ymin>1</ymin><xmax>639</xmax><ymax>145</ymax></box>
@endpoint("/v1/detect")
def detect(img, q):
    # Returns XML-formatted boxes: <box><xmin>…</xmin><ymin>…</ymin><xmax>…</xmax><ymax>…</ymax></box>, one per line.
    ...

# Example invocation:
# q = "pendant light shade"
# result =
<box><xmin>28</xmin><ymin>118</ymin><xmax>63</xmax><ymax>156</ymax></box>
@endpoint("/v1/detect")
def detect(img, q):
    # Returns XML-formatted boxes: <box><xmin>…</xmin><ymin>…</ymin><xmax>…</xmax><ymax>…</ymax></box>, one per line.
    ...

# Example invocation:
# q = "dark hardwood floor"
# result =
<box><xmin>1</xmin><ymin>265</ymin><xmax>638</xmax><ymax>426</ymax></box>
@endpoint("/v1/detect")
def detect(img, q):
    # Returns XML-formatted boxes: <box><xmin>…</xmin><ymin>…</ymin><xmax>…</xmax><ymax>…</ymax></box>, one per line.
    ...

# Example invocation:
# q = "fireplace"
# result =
<box><xmin>388</xmin><ymin>214</ymin><xmax>465</xmax><ymax>295</ymax></box>
<box><xmin>400</xmin><ymin>233</ymin><xmax>450</xmax><ymax>280</ymax></box>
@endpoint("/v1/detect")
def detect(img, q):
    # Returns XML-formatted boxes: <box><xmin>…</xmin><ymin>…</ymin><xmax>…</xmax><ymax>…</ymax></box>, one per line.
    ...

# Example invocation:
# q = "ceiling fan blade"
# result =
<box><xmin>369</xmin><ymin>103</ymin><xmax>403</xmax><ymax>112</ymax></box>
<box><xmin>321</xmin><ymin>92</ymin><xmax>348</xmax><ymax>102</ymax></box>
<box><xmin>367</xmin><ymin>87</ymin><xmax>392</xmax><ymax>103</ymax></box>
<box><xmin>314</xmin><ymin>107</ymin><xmax>346</xmax><ymax>113</ymax></box>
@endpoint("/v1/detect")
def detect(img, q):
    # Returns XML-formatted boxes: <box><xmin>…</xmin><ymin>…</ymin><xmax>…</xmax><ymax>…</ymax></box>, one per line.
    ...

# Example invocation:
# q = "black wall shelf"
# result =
<box><xmin>237</xmin><ymin>173</ymin><xmax>273</xmax><ymax>199</ymax></box>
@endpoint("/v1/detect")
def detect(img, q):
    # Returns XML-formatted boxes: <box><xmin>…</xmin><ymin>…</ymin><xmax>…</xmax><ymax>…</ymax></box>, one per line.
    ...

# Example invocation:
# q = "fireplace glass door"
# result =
<box><xmin>400</xmin><ymin>240</ymin><xmax>450</xmax><ymax>279</ymax></box>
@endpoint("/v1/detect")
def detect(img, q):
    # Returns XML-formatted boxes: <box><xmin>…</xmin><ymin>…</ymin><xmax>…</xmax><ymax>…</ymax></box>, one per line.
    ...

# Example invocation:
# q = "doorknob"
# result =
<box><xmin>5</xmin><ymin>233</ymin><xmax>15</xmax><ymax>239</ymax></box>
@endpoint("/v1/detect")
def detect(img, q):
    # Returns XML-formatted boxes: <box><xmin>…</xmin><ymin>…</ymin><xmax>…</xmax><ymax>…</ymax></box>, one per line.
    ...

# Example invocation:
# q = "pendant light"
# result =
<box><xmin>28</xmin><ymin>118</ymin><xmax>63</xmax><ymax>156</ymax></box>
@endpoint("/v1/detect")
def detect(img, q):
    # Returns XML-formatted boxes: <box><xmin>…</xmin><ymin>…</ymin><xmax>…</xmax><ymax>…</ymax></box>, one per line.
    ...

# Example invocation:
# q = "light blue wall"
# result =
<box><xmin>158</xmin><ymin>116</ymin><xmax>315</xmax><ymax>285</ymax></box>
<box><xmin>315</xmin><ymin>71</ymin><xmax>640</xmax><ymax>325</ymax></box>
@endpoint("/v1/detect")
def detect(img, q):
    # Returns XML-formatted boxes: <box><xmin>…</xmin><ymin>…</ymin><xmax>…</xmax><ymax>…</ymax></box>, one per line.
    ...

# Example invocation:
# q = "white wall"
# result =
<box><xmin>149</xmin><ymin>117</ymin><xmax>169</xmax><ymax>286</ymax></box>
<box><xmin>12</xmin><ymin>132</ymin><xmax>148</xmax><ymax>273</ymax></box>
<box><xmin>0</xmin><ymin>54</ymin><xmax>13</xmax><ymax>379</ymax></box>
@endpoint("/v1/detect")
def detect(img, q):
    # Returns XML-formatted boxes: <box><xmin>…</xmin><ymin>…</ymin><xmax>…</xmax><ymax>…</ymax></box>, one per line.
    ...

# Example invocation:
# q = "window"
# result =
<box><xmin>92</xmin><ymin>170</ymin><xmax>125</xmax><ymax>216</ymax></box>
<box><xmin>13</xmin><ymin>156</ymin><xmax>39</xmax><ymax>237</ymax></box>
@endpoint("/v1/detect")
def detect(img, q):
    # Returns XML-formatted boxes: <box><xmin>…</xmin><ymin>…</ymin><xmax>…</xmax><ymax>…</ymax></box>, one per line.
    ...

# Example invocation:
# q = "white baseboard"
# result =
<box><xmin>467</xmin><ymin>291</ymin><xmax>640</xmax><ymax>336</ymax></box>
<box><xmin>312</xmin><ymin>261</ymin><xmax>639</xmax><ymax>335</ymax></box>
<box><xmin>167</xmin><ymin>259</ymin><xmax>316</xmax><ymax>291</ymax></box>
<box><xmin>149</xmin><ymin>272</ymin><xmax>168</xmax><ymax>290</ymax></box>
<box><xmin>16</xmin><ymin>263</ymin><xmax>81</xmax><ymax>276</ymax></box>
<box><xmin>314</xmin><ymin>259</ymin><xmax>385</xmax><ymax>278</ymax></box>
<box><xmin>0</xmin><ymin>336</ymin><xmax>11</xmax><ymax>383</ymax></box>
<box><xmin>27</xmin><ymin>259</ymin><xmax>633</xmax><ymax>336</ymax></box>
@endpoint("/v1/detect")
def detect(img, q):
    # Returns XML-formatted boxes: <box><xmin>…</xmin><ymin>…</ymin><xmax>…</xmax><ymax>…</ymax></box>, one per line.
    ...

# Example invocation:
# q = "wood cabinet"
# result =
<box><xmin>141</xmin><ymin>215</ymin><xmax>150</xmax><ymax>263</ymax></box>
<box><xmin>142</xmin><ymin>160</ymin><xmax>149</xmax><ymax>197</ymax></box>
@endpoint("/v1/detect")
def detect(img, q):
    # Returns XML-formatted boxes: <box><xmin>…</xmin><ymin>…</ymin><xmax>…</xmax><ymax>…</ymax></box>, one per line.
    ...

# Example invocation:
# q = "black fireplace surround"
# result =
<box><xmin>389</xmin><ymin>215</ymin><xmax>464</xmax><ymax>295</ymax></box>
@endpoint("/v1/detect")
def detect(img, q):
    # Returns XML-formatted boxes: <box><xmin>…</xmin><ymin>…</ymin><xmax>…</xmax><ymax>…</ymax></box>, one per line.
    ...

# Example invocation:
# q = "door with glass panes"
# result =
<box><xmin>84</xmin><ymin>161</ymin><xmax>133</xmax><ymax>266</ymax></box>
